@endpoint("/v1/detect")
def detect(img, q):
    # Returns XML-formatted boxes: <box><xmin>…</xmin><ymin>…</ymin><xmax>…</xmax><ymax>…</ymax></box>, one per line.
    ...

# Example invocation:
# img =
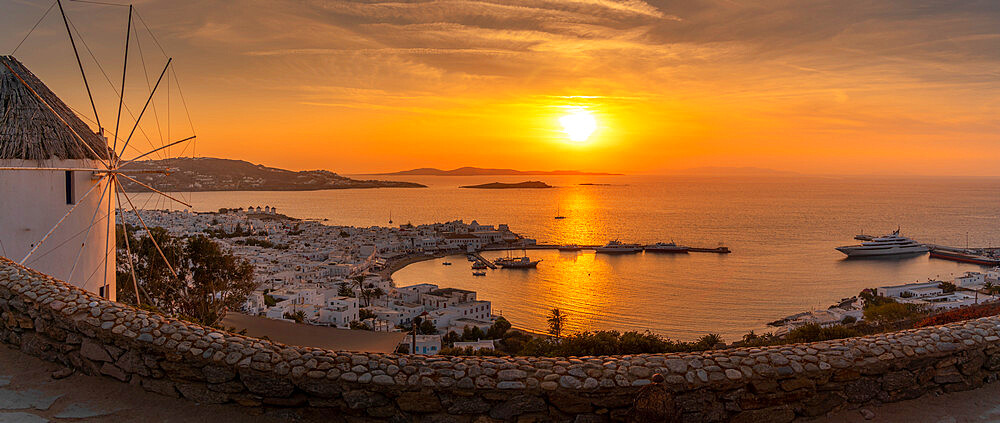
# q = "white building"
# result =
<box><xmin>0</xmin><ymin>56</ymin><xmax>116</xmax><ymax>300</ymax></box>
<box><xmin>403</xmin><ymin>334</ymin><xmax>442</xmax><ymax>355</ymax></box>
<box><xmin>454</xmin><ymin>339</ymin><xmax>495</xmax><ymax>351</ymax></box>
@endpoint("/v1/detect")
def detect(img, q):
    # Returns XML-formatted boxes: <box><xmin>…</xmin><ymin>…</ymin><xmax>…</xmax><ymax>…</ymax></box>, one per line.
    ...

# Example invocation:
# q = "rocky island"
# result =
<box><xmin>377</xmin><ymin>166</ymin><xmax>621</xmax><ymax>176</ymax></box>
<box><xmin>459</xmin><ymin>181</ymin><xmax>553</xmax><ymax>189</ymax></box>
<box><xmin>119</xmin><ymin>157</ymin><xmax>426</xmax><ymax>192</ymax></box>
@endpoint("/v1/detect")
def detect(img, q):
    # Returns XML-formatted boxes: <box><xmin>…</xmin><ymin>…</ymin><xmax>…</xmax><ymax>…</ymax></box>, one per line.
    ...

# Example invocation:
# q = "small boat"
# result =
<box><xmin>495</xmin><ymin>256</ymin><xmax>541</xmax><ymax>268</ymax></box>
<box><xmin>442</xmin><ymin>262</ymin><xmax>452</xmax><ymax>266</ymax></box>
<box><xmin>472</xmin><ymin>262</ymin><xmax>487</xmax><ymax>269</ymax></box>
<box><xmin>595</xmin><ymin>240</ymin><xmax>642</xmax><ymax>254</ymax></box>
<box><xmin>558</xmin><ymin>244</ymin><xmax>582</xmax><ymax>251</ymax></box>
<box><xmin>855</xmin><ymin>234</ymin><xmax>874</xmax><ymax>241</ymax></box>
<box><xmin>644</xmin><ymin>241</ymin><xmax>689</xmax><ymax>253</ymax></box>
<box><xmin>472</xmin><ymin>271</ymin><xmax>487</xmax><ymax>276</ymax></box>
<box><xmin>554</xmin><ymin>206</ymin><xmax>566</xmax><ymax>220</ymax></box>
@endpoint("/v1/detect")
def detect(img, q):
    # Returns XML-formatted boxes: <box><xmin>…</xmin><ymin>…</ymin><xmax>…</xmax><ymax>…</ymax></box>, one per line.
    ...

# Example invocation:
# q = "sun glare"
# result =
<box><xmin>559</xmin><ymin>108</ymin><xmax>597</xmax><ymax>143</ymax></box>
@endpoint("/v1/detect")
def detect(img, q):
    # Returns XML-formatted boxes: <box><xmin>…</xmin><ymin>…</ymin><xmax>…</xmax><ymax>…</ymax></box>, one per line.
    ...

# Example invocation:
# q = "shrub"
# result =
<box><xmin>863</xmin><ymin>302</ymin><xmax>927</xmax><ymax>325</ymax></box>
<box><xmin>916</xmin><ymin>303</ymin><xmax>1000</xmax><ymax>327</ymax></box>
<box><xmin>784</xmin><ymin>323</ymin><xmax>861</xmax><ymax>344</ymax></box>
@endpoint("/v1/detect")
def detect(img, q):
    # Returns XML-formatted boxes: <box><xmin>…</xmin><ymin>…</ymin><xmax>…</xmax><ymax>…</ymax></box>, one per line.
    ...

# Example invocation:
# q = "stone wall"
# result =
<box><xmin>3</xmin><ymin>256</ymin><xmax>1000</xmax><ymax>422</ymax></box>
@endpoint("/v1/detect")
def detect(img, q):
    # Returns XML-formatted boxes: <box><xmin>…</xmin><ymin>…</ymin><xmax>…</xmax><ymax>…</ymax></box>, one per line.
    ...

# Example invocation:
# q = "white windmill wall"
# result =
<box><xmin>0</xmin><ymin>159</ymin><xmax>116</xmax><ymax>301</ymax></box>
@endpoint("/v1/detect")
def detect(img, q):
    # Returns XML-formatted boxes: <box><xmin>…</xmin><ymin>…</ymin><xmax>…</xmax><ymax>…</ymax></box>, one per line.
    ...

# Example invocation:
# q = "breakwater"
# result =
<box><xmin>4</xmin><ymin>256</ymin><xmax>1000</xmax><ymax>422</ymax></box>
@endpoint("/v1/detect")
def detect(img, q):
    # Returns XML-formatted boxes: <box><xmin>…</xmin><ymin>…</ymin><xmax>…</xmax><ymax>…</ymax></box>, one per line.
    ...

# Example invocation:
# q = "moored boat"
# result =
<box><xmin>595</xmin><ymin>240</ymin><xmax>642</xmax><ymax>254</ymax></box>
<box><xmin>929</xmin><ymin>248</ymin><xmax>1000</xmax><ymax>266</ymax></box>
<box><xmin>835</xmin><ymin>229</ymin><xmax>928</xmax><ymax>257</ymax></box>
<box><xmin>644</xmin><ymin>241</ymin><xmax>689</xmax><ymax>253</ymax></box>
<box><xmin>495</xmin><ymin>256</ymin><xmax>541</xmax><ymax>268</ymax></box>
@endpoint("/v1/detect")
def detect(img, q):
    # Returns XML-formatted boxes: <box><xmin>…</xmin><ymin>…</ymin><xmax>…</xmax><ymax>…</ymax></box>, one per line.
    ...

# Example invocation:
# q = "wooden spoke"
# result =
<box><xmin>115</xmin><ymin>180</ymin><xmax>142</xmax><ymax>305</ymax></box>
<box><xmin>21</xmin><ymin>176</ymin><xmax>106</xmax><ymax>264</ymax></box>
<box><xmin>119</xmin><ymin>188</ymin><xmax>178</xmax><ymax>278</ymax></box>
<box><xmin>0</xmin><ymin>167</ymin><xmax>104</xmax><ymax>172</ymax></box>
<box><xmin>65</xmin><ymin>179</ymin><xmax>110</xmax><ymax>280</ymax></box>
<box><xmin>116</xmin><ymin>135</ymin><xmax>195</xmax><ymax>168</ymax></box>
<box><xmin>116</xmin><ymin>173</ymin><xmax>192</xmax><ymax>208</ymax></box>
<box><xmin>117</xmin><ymin>58</ymin><xmax>171</xmax><ymax>164</ymax></box>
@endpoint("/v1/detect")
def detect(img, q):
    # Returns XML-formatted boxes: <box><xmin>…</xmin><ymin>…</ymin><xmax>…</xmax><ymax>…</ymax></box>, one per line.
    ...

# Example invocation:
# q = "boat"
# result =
<box><xmin>472</xmin><ymin>271</ymin><xmax>487</xmax><ymax>276</ymax></box>
<box><xmin>595</xmin><ymin>240</ymin><xmax>642</xmax><ymax>254</ymax></box>
<box><xmin>472</xmin><ymin>262</ymin><xmax>488</xmax><ymax>269</ymax></box>
<box><xmin>644</xmin><ymin>241</ymin><xmax>689</xmax><ymax>253</ymax></box>
<box><xmin>929</xmin><ymin>248</ymin><xmax>1000</xmax><ymax>266</ymax></box>
<box><xmin>554</xmin><ymin>206</ymin><xmax>566</xmax><ymax>220</ymax></box>
<box><xmin>442</xmin><ymin>262</ymin><xmax>452</xmax><ymax>266</ymax></box>
<box><xmin>558</xmin><ymin>244</ymin><xmax>582</xmax><ymax>251</ymax></box>
<box><xmin>494</xmin><ymin>256</ymin><xmax>541</xmax><ymax>268</ymax></box>
<box><xmin>835</xmin><ymin>230</ymin><xmax>929</xmax><ymax>257</ymax></box>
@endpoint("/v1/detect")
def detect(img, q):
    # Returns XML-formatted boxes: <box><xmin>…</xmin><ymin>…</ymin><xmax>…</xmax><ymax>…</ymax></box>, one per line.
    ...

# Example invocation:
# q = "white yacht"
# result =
<box><xmin>595</xmin><ymin>240</ymin><xmax>642</xmax><ymax>254</ymax></box>
<box><xmin>835</xmin><ymin>230</ymin><xmax>928</xmax><ymax>257</ymax></box>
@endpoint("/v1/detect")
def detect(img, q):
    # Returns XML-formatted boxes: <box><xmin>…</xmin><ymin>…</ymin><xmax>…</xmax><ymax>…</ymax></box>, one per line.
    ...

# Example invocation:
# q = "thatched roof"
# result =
<box><xmin>0</xmin><ymin>55</ymin><xmax>110</xmax><ymax>161</ymax></box>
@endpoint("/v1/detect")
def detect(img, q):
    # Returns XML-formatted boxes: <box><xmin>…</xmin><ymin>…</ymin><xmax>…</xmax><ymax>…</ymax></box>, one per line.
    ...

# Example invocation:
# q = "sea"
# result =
<box><xmin>127</xmin><ymin>175</ymin><xmax>1000</xmax><ymax>341</ymax></box>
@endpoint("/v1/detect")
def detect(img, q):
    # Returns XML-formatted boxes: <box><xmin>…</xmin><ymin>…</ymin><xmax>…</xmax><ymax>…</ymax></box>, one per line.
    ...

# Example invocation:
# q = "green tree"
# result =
<box><xmin>462</xmin><ymin>326</ymin><xmax>487</xmax><ymax>341</ymax></box>
<box><xmin>116</xmin><ymin>229</ymin><xmax>257</xmax><ymax>326</ymax></box>
<box><xmin>938</xmin><ymin>281</ymin><xmax>958</xmax><ymax>293</ymax></box>
<box><xmin>283</xmin><ymin>310</ymin><xmax>306</xmax><ymax>323</ymax></box>
<box><xmin>547</xmin><ymin>308</ymin><xmax>567</xmax><ymax>339</ymax></box>
<box><xmin>419</xmin><ymin>320</ymin><xmax>439</xmax><ymax>335</ymax></box>
<box><xmin>359</xmin><ymin>309</ymin><xmax>376</xmax><ymax>320</ymax></box>
<box><xmin>337</xmin><ymin>281</ymin><xmax>354</xmax><ymax>297</ymax></box>
<box><xmin>486</xmin><ymin>316</ymin><xmax>512</xmax><ymax>339</ymax></box>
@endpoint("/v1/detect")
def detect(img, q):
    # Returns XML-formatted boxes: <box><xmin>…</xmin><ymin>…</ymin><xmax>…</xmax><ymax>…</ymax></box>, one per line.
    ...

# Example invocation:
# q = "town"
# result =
<box><xmin>119</xmin><ymin>206</ymin><xmax>537</xmax><ymax>355</ymax></box>
<box><xmin>770</xmin><ymin>268</ymin><xmax>1000</xmax><ymax>335</ymax></box>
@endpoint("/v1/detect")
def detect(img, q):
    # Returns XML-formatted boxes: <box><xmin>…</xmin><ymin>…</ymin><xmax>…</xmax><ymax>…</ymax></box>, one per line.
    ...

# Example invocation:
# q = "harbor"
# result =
<box><xmin>482</xmin><ymin>242</ymin><xmax>732</xmax><ymax>254</ymax></box>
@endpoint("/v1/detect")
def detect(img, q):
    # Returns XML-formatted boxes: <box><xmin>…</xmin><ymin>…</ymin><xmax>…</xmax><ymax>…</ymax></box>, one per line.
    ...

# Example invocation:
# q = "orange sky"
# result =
<box><xmin>3</xmin><ymin>0</ymin><xmax>1000</xmax><ymax>175</ymax></box>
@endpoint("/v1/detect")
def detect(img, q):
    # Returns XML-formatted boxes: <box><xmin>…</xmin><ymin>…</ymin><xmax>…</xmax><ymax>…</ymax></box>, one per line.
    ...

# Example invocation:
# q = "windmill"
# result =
<box><xmin>0</xmin><ymin>0</ymin><xmax>197</xmax><ymax>304</ymax></box>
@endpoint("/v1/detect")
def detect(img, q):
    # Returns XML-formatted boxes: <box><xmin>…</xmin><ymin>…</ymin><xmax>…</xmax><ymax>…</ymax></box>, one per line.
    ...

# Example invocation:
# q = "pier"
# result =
<box><xmin>482</xmin><ymin>244</ymin><xmax>731</xmax><ymax>254</ymax></box>
<box><xmin>469</xmin><ymin>252</ymin><xmax>498</xmax><ymax>269</ymax></box>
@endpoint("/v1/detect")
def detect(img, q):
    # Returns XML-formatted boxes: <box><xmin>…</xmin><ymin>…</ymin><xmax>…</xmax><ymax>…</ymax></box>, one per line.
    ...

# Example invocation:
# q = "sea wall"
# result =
<box><xmin>3</xmin><ymin>256</ymin><xmax>1000</xmax><ymax>422</ymax></box>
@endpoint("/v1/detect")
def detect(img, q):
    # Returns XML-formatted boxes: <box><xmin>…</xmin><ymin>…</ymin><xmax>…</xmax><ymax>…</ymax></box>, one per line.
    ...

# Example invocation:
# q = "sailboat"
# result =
<box><xmin>388</xmin><ymin>209</ymin><xmax>393</xmax><ymax>225</ymax></box>
<box><xmin>554</xmin><ymin>205</ymin><xmax>566</xmax><ymax>220</ymax></box>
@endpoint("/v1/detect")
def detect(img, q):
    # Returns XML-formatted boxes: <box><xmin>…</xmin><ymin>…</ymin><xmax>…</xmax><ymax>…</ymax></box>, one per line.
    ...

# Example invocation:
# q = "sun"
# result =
<box><xmin>559</xmin><ymin>108</ymin><xmax>597</xmax><ymax>143</ymax></box>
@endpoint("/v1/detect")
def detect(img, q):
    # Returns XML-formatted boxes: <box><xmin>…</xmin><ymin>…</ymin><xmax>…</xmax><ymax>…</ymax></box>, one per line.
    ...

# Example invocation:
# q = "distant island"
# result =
<box><xmin>667</xmin><ymin>166</ymin><xmax>800</xmax><ymax>176</ymax></box>
<box><xmin>459</xmin><ymin>181</ymin><xmax>553</xmax><ymax>189</ymax></box>
<box><xmin>120</xmin><ymin>157</ymin><xmax>426</xmax><ymax>192</ymax></box>
<box><xmin>375</xmin><ymin>166</ymin><xmax>622</xmax><ymax>176</ymax></box>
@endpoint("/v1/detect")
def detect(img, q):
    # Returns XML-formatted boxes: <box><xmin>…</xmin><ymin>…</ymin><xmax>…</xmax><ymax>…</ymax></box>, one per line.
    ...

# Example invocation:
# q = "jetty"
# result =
<box><xmin>687</xmin><ymin>246</ymin><xmax>732</xmax><ymax>254</ymax></box>
<box><xmin>469</xmin><ymin>252</ymin><xmax>498</xmax><ymax>269</ymax></box>
<box><xmin>485</xmin><ymin>244</ymin><xmax>732</xmax><ymax>254</ymax></box>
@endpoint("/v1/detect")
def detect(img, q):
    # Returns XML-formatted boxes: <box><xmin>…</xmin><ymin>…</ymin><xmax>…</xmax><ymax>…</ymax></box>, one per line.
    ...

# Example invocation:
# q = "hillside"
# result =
<box><xmin>119</xmin><ymin>157</ymin><xmax>426</xmax><ymax>192</ymax></box>
<box><xmin>376</xmin><ymin>166</ymin><xmax>621</xmax><ymax>176</ymax></box>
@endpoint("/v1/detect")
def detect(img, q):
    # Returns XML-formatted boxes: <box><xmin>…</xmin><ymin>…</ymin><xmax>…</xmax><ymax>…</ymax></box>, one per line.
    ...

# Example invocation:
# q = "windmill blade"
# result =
<box><xmin>116</xmin><ymin>173</ymin><xmax>192</xmax><ymax>208</ymax></box>
<box><xmin>118</xmin><ymin>187</ymin><xmax>178</xmax><ymax>278</ymax></box>
<box><xmin>64</xmin><ymin>179</ymin><xmax>110</xmax><ymax>280</ymax></box>
<box><xmin>114</xmin><ymin>180</ymin><xmax>142</xmax><ymax>305</ymax></box>
<box><xmin>117</xmin><ymin>135</ymin><xmax>195</xmax><ymax>168</ymax></box>
<box><xmin>0</xmin><ymin>167</ymin><xmax>104</xmax><ymax>172</ymax></box>
<box><xmin>21</xmin><ymin>175</ymin><xmax>107</xmax><ymax>264</ymax></box>
<box><xmin>117</xmin><ymin>58</ymin><xmax>171</xmax><ymax>164</ymax></box>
